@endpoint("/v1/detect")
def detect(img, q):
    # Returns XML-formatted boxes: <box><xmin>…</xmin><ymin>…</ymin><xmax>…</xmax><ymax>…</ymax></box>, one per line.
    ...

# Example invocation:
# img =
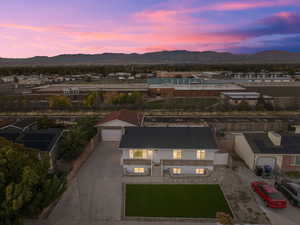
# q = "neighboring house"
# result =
<box><xmin>16</xmin><ymin>128</ymin><xmax>64</xmax><ymax>169</ymax></box>
<box><xmin>0</xmin><ymin>127</ymin><xmax>23</xmax><ymax>142</ymax></box>
<box><xmin>221</xmin><ymin>92</ymin><xmax>273</xmax><ymax>106</ymax></box>
<box><xmin>235</xmin><ymin>131</ymin><xmax>300</xmax><ymax>172</ymax></box>
<box><xmin>1</xmin><ymin>118</ymin><xmax>37</xmax><ymax>131</ymax></box>
<box><xmin>95</xmin><ymin>110</ymin><xmax>143</xmax><ymax>141</ymax></box>
<box><xmin>0</xmin><ymin>128</ymin><xmax>63</xmax><ymax>170</ymax></box>
<box><xmin>0</xmin><ymin>119</ymin><xmax>15</xmax><ymax>129</ymax></box>
<box><xmin>119</xmin><ymin>127</ymin><xmax>228</xmax><ymax>176</ymax></box>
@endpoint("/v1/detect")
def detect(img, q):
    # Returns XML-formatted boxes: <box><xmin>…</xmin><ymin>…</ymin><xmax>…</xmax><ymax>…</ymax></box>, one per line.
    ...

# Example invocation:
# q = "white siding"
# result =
<box><xmin>124</xmin><ymin>165</ymin><xmax>151</xmax><ymax>172</ymax></box>
<box><xmin>164</xmin><ymin>166</ymin><xmax>213</xmax><ymax>174</ymax></box>
<box><xmin>99</xmin><ymin>119</ymin><xmax>136</xmax><ymax>127</ymax></box>
<box><xmin>157</xmin><ymin>149</ymin><xmax>217</xmax><ymax>160</ymax></box>
<box><xmin>235</xmin><ymin>133</ymin><xmax>255</xmax><ymax>169</ymax></box>
<box><xmin>254</xmin><ymin>154</ymin><xmax>283</xmax><ymax>170</ymax></box>
<box><xmin>121</xmin><ymin>148</ymin><xmax>218</xmax><ymax>162</ymax></box>
<box><xmin>102</xmin><ymin>129</ymin><xmax>122</xmax><ymax>141</ymax></box>
<box><xmin>214</xmin><ymin>153</ymin><xmax>229</xmax><ymax>165</ymax></box>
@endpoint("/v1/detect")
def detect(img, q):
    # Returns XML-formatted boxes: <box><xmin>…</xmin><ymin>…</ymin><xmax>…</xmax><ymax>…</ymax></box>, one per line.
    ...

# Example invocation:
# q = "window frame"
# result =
<box><xmin>196</xmin><ymin>150</ymin><xmax>206</xmax><ymax>160</ymax></box>
<box><xmin>173</xmin><ymin>168</ymin><xmax>181</xmax><ymax>174</ymax></box>
<box><xmin>134</xmin><ymin>168</ymin><xmax>145</xmax><ymax>173</ymax></box>
<box><xmin>173</xmin><ymin>150</ymin><xmax>182</xmax><ymax>159</ymax></box>
<box><xmin>129</xmin><ymin>149</ymin><xmax>148</xmax><ymax>159</ymax></box>
<box><xmin>195</xmin><ymin>168</ymin><xmax>205</xmax><ymax>175</ymax></box>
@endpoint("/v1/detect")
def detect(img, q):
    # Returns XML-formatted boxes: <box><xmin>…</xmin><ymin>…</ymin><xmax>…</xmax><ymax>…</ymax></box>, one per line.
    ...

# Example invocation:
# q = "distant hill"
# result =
<box><xmin>1</xmin><ymin>50</ymin><xmax>300</xmax><ymax>66</ymax></box>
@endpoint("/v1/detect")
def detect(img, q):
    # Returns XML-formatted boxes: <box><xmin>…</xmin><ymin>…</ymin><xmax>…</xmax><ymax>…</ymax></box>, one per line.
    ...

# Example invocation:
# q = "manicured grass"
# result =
<box><xmin>125</xmin><ymin>184</ymin><xmax>232</xmax><ymax>218</ymax></box>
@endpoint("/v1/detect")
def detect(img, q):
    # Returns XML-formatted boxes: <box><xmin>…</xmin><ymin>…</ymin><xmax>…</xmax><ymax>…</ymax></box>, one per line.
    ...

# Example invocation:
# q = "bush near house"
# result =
<box><xmin>57</xmin><ymin>116</ymin><xmax>97</xmax><ymax>162</ymax></box>
<box><xmin>0</xmin><ymin>137</ymin><xmax>66</xmax><ymax>225</ymax></box>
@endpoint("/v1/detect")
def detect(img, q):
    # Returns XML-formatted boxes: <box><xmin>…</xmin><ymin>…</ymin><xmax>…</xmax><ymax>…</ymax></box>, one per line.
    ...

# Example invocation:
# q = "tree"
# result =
<box><xmin>112</xmin><ymin>92</ymin><xmax>144</xmax><ymax>105</ymax></box>
<box><xmin>57</xmin><ymin>127</ymin><xmax>87</xmax><ymax>161</ymax></box>
<box><xmin>37</xmin><ymin>116</ymin><xmax>57</xmax><ymax>129</ymax></box>
<box><xmin>216</xmin><ymin>212</ymin><xmax>233</xmax><ymax>225</ymax></box>
<box><xmin>83</xmin><ymin>92</ymin><xmax>103</xmax><ymax>108</ymax></box>
<box><xmin>57</xmin><ymin>116</ymin><xmax>97</xmax><ymax>161</ymax></box>
<box><xmin>48</xmin><ymin>96</ymin><xmax>72</xmax><ymax>109</ymax></box>
<box><xmin>0</xmin><ymin>137</ymin><xmax>65</xmax><ymax>225</ymax></box>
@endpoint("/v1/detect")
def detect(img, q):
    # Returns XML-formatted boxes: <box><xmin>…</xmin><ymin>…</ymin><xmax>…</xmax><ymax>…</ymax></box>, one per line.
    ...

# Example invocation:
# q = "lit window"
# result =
<box><xmin>173</xmin><ymin>168</ymin><xmax>181</xmax><ymax>174</ymax></box>
<box><xmin>129</xmin><ymin>150</ymin><xmax>147</xmax><ymax>159</ymax></box>
<box><xmin>291</xmin><ymin>156</ymin><xmax>300</xmax><ymax>166</ymax></box>
<box><xmin>173</xmin><ymin>150</ymin><xmax>182</xmax><ymax>159</ymax></box>
<box><xmin>197</xmin><ymin>150</ymin><xmax>205</xmax><ymax>160</ymax></box>
<box><xmin>134</xmin><ymin>168</ymin><xmax>145</xmax><ymax>173</ymax></box>
<box><xmin>195</xmin><ymin>168</ymin><xmax>205</xmax><ymax>174</ymax></box>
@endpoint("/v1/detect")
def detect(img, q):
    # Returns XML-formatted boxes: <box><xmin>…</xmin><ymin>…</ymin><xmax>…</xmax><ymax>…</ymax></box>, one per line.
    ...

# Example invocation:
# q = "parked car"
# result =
<box><xmin>251</xmin><ymin>181</ymin><xmax>287</xmax><ymax>208</ymax></box>
<box><xmin>275</xmin><ymin>179</ymin><xmax>300</xmax><ymax>207</ymax></box>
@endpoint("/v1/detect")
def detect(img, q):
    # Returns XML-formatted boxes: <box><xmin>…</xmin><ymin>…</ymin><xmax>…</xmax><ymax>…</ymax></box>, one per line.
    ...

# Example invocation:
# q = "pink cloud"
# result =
<box><xmin>209</xmin><ymin>0</ymin><xmax>300</xmax><ymax>11</ymax></box>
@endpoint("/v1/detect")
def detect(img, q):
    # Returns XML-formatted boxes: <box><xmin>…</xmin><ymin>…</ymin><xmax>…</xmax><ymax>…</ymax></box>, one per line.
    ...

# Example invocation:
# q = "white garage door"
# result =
<box><xmin>256</xmin><ymin>157</ymin><xmax>276</xmax><ymax>168</ymax></box>
<box><xmin>102</xmin><ymin>129</ymin><xmax>122</xmax><ymax>141</ymax></box>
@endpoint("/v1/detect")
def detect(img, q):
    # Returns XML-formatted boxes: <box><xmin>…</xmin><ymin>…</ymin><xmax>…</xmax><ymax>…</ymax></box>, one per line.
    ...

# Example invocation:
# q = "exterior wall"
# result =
<box><xmin>214</xmin><ymin>153</ymin><xmax>229</xmax><ymax>165</ymax></box>
<box><xmin>281</xmin><ymin>155</ymin><xmax>300</xmax><ymax>172</ymax></box>
<box><xmin>163</xmin><ymin>165</ymin><xmax>213</xmax><ymax>174</ymax></box>
<box><xmin>149</xmin><ymin>88</ymin><xmax>233</xmax><ymax>97</ymax></box>
<box><xmin>121</xmin><ymin>148</ymin><xmax>220</xmax><ymax>175</ymax></box>
<box><xmin>121</xmin><ymin>149</ymin><xmax>153</xmax><ymax>160</ymax></box>
<box><xmin>124</xmin><ymin>165</ymin><xmax>151</xmax><ymax>173</ymax></box>
<box><xmin>228</xmin><ymin>99</ymin><xmax>258</xmax><ymax>106</ymax></box>
<box><xmin>234</xmin><ymin>133</ymin><xmax>255</xmax><ymax>169</ymax></box>
<box><xmin>99</xmin><ymin>119</ymin><xmax>136</xmax><ymax>127</ymax></box>
<box><xmin>173</xmin><ymin>90</ymin><xmax>221</xmax><ymax>97</ymax></box>
<box><xmin>121</xmin><ymin>148</ymin><xmax>217</xmax><ymax>161</ymax></box>
<box><xmin>254</xmin><ymin>154</ymin><xmax>282</xmax><ymax>170</ymax></box>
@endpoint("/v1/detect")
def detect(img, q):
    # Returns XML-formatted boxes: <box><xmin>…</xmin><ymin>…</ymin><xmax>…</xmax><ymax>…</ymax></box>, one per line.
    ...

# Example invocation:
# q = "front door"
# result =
<box><xmin>153</xmin><ymin>150</ymin><xmax>160</xmax><ymax>164</ymax></box>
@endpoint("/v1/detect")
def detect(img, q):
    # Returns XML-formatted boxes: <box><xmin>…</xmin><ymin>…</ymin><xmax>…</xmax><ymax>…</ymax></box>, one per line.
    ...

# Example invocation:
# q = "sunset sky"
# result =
<box><xmin>1</xmin><ymin>0</ymin><xmax>300</xmax><ymax>58</ymax></box>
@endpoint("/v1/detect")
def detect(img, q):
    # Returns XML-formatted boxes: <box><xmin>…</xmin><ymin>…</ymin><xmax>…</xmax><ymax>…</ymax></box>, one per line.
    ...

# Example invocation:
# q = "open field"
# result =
<box><xmin>125</xmin><ymin>184</ymin><xmax>232</xmax><ymax>218</ymax></box>
<box><xmin>145</xmin><ymin>98</ymin><xmax>219</xmax><ymax>110</ymax></box>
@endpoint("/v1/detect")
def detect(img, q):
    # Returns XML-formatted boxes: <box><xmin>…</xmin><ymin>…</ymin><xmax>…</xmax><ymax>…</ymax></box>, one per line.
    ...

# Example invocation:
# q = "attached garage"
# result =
<box><xmin>256</xmin><ymin>156</ymin><xmax>276</xmax><ymax>168</ymax></box>
<box><xmin>101</xmin><ymin>128</ymin><xmax>123</xmax><ymax>141</ymax></box>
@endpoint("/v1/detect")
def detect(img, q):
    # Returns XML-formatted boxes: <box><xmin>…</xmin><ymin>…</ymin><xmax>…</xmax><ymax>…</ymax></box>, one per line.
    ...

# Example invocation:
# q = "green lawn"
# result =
<box><xmin>125</xmin><ymin>184</ymin><xmax>232</xmax><ymax>218</ymax></box>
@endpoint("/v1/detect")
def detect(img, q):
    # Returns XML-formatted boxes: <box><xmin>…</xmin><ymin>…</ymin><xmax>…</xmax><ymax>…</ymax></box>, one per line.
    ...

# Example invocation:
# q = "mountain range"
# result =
<box><xmin>1</xmin><ymin>50</ymin><xmax>300</xmax><ymax>66</ymax></box>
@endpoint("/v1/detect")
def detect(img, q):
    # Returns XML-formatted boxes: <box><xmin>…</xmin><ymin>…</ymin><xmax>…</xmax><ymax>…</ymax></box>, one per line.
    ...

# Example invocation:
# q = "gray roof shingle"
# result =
<box><xmin>244</xmin><ymin>133</ymin><xmax>300</xmax><ymax>154</ymax></box>
<box><xmin>119</xmin><ymin>127</ymin><xmax>217</xmax><ymax>149</ymax></box>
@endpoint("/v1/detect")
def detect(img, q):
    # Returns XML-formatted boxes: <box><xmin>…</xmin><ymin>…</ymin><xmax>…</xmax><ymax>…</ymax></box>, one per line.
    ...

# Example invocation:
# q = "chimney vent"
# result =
<box><xmin>268</xmin><ymin>131</ymin><xmax>281</xmax><ymax>146</ymax></box>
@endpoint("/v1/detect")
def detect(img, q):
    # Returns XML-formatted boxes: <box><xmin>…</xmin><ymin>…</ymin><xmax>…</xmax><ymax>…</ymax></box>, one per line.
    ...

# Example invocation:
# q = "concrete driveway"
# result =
<box><xmin>47</xmin><ymin>141</ymin><xmax>123</xmax><ymax>225</ymax></box>
<box><xmin>237</xmin><ymin>167</ymin><xmax>300</xmax><ymax>225</ymax></box>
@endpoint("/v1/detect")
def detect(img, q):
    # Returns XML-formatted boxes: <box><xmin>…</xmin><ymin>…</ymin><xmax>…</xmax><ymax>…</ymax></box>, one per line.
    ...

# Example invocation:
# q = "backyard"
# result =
<box><xmin>125</xmin><ymin>184</ymin><xmax>232</xmax><ymax>218</ymax></box>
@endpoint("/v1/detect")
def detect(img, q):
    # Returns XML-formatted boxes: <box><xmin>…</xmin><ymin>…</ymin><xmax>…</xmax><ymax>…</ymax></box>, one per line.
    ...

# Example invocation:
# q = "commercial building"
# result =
<box><xmin>221</xmin><ymin>92</ymin><xmax>273</xmax><ymax>106</ymax></box>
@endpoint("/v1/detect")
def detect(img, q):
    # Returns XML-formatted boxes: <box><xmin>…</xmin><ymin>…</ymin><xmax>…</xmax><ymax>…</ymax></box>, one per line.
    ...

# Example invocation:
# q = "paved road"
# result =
<box><xmin>46</xmin><ymin>141</ymin><xmax>122</xmax><ymax>225</ymax></box>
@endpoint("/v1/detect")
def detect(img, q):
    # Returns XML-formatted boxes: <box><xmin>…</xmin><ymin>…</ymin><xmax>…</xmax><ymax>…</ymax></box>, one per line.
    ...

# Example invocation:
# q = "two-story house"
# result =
<box><xmin>119</xmin><ymin>127</ymin><xmax>228</xmax><ymax>176</ymax></box>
